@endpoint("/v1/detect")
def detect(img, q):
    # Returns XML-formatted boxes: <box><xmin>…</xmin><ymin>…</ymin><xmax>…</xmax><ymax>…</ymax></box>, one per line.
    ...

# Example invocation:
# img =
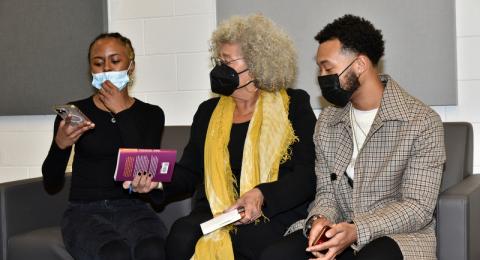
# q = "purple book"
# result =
<box><xmin>114</xmin><ymin>149</ymin><xmax>177</xmax><ymax>182</ymax></box>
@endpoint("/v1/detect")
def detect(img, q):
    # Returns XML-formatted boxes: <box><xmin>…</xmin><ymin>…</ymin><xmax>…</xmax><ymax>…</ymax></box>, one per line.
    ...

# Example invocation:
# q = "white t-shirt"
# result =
<box><xmin>345</xmin><ymin>106</ymin><xmax>378</xmax><ymax>180</ymax></box>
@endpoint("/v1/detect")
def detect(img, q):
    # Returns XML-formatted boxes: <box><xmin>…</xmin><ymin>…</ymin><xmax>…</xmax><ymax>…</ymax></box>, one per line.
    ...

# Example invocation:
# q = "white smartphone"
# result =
<box><xmin>53</xmin><ymin>104</ymin><xmax>90</xmax><ymax>126</ymax></box>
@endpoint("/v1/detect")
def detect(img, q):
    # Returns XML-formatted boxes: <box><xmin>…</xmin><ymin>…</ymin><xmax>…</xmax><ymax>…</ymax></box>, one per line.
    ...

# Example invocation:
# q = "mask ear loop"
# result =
<box><xmin>126</xmin><ymin>61</ymin><xmax>133</xmax><ymax>73</ymax></box>
<box><xmin>126</xmin><ymin>60</ymin><xmax>135</xmax><ymax>87</ymax></box>
<box><xmin>237</xmin><ymin>80</ymin><xmax>254</xmax><ymax>90</ymax></box>
<box><xmin>339</xmin><ymin>58</ymin><xmax>358</xmax><ymax>77</ymax></box>
<box><xmin>237</xmin><ymin>68</ymin><xmax>249</xmax><ymax>75</ymax></box>
<box><xmin>235</xmin><ymin>68</ymin><xmax>254</xmax><ymax>90</ymax></box>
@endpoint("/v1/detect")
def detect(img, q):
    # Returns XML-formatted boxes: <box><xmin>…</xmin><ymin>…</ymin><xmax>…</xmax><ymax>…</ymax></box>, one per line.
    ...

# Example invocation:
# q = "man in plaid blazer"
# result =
<box><xmin>259</xmin><ymin>15</ymin><xmax>445</xmax><ymax>260</ymax></box>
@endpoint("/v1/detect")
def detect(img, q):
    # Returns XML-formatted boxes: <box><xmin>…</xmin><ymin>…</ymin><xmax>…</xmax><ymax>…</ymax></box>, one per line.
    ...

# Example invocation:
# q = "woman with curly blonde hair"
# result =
<box><xmin>130</xmin><ymin>14</ymin><xmax>316</xmax><ymax>260</ymax></box>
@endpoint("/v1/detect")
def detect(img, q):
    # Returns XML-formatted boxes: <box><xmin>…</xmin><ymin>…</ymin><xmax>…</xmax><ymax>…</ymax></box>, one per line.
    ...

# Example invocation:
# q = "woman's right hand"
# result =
<box><xmin>123</xmin><ymin>172</ymin><xmax>160</xmax><ymax>193</ymax></box>
<box><xmin>55</xmin><ymin>115</ymin><xmax>95</xmax><ymax>149</ymax></box>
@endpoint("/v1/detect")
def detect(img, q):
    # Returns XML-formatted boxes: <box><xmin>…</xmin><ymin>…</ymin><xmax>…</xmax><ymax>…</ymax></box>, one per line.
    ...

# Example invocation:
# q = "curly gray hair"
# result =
<box><xmin>210</xmin><ymin>14</ymin><xmax>297</xmax><ymax>91</ymax></box>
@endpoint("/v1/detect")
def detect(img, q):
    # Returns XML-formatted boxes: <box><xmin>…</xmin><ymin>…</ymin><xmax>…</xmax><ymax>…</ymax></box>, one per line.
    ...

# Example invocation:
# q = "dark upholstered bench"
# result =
<box><xmin>1</xmin><ymin>123</ymin><xmax>480</xmax><ymax>259</ymax></box>
<box><xmin>0</xmin><ymin>126</ymin><xmax>192</xmax><ymax>260</ymax></box>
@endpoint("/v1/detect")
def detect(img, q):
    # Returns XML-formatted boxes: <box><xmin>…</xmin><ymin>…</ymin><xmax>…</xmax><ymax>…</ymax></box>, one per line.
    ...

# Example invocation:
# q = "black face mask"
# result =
<box><xmin>210</xmin><ymin>63</ymin><xmax>253</xmax><ymax>96</ymax></box>
<box><xmin>317</xmin><ymin>59</ymin><xmax>357</xmax><ymax>107</ymax></box>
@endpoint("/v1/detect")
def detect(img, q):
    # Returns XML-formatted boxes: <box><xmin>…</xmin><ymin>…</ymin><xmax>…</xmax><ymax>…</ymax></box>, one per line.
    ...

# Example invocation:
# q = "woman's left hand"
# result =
<box><xmin>98</xmin><ymin>80</ymin><xmax>131</xmax><ymax>113</ymax></box>
<box><xmin>227</xmin><ymin>188</ymin><xmax>264</xmax><ymax>225</ymax></box>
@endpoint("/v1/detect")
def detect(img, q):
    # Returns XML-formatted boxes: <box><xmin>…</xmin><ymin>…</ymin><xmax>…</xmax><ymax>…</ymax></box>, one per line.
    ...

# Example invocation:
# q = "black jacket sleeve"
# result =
<box><xmin>256</xmin><ymin>89</ymin><xmax>317</xmax><ymax>218</ymax></box>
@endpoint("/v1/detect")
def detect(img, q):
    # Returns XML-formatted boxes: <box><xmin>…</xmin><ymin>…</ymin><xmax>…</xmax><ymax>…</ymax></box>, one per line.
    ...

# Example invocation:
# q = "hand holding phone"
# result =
<box><xmin>53</xmin><ymin>104</ymin><xmax>91</xmax><ymax>126</ymax></box>
<box><xmin>313</xmin><ymin>225</ymin><xmax>331</xmax><ymax>245</ymax></box>
<box><xmin>311</xmin><ymin>225</ymin><xmax>331</xmax><ymax>254</ymax></box>
<box><xmin>53</xmin><ymin>104</ymin><xmax>94</xmax><ymax>149</ymax></box>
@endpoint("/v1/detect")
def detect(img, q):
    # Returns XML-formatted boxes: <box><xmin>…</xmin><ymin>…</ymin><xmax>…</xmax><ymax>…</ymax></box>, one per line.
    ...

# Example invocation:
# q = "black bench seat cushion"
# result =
<box><xmin>8</xmin><ymin>227</ymin><xmax>73</xmax><ymax>260</ymax></box>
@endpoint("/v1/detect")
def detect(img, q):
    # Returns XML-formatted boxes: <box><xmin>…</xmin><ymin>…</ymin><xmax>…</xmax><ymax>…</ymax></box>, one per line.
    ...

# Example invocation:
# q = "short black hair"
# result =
<box><xmin>315</xmin><ymin>14</ymin><xmax>385</xmax><ymax>65</ymax></box>
<box><xmin>88</xmin><ymin>32</ymin><xmax>135</xmax><ymax>61</ymax></box>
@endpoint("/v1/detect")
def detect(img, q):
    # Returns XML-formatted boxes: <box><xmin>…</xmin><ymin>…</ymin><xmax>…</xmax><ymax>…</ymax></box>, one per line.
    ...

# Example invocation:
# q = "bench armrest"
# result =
<box><xmin>437</xmin><ymin>175</ymin><xmax>480</xmax><ymax>260</ymax></box>
<box><xmin>0</xmin><ymin>176</ymin><xmax>69</xmax><ymax>242</ymax></box>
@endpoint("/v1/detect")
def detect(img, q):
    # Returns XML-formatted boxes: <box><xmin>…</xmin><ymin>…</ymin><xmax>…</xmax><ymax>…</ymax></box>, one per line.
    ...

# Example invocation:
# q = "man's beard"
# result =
<box><xmin>343</xmin><ymin>69</ymin><xmax>360</xmax><ymax>93</ymax></box>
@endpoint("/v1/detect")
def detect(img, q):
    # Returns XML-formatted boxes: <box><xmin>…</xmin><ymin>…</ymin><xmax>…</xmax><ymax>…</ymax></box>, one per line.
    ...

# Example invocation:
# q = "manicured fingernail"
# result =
<box><xmin>148</xmin><ymin>173</ymin><xmax>152</xmax><ymax>177</ymax></box>
<box><xmin>137</xmin><ymin>172</ymin><xmax>141</xmax><ymax>176</ymax></box>
<box><xmin>143</xmin><ymin>171</ymin><xmax>147</xmax><ymax>175</ymax></box>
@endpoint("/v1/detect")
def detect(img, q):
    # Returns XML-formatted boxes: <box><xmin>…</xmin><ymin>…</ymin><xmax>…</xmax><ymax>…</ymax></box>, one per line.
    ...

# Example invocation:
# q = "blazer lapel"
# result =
<box><xmin>353</xmin><ymin>75</ymin><xmax>411</xmax><ymax>198</ymax></box>
<box><xmin>330</xmin><ymin>104</ymin><xmax>353</xmax><ymax>178</ymax></box>
<box><xmin>359</xmin><ymin>75</ymin><xmax>411</xmax><ymax>147</ymax></box>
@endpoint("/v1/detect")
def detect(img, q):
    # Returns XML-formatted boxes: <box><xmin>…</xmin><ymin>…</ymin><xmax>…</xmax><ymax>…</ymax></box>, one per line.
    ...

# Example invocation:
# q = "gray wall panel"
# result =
<box><xmin>0</xmin><ymin>0</ymin><xmax>107</xmax><ymax>115</ymax></box>
<box><xmin>217</xmin><ymin>0</ymin><xmax>457</xmax><ymax>108</ymax></box>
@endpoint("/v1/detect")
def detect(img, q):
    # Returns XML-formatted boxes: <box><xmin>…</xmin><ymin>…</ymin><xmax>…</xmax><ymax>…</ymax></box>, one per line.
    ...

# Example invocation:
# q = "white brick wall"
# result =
<box><xmin>445</xmin><ymin>0</ymin><xmax>480</xmax><ymax>173</ymax></box>
<box><xmin>109</xmin><ymin>0</ymin><xmax>215</xmax><ymax>125</ymax></box>
<box><xmin>0</xmin><ymin>115</ymin><xmax>54</xmax><ymax>181</ymax></box>
<box><xmin>0</xmin><ymin>0</ymin><xmax>479</xmax><ymax>183</ymax></box>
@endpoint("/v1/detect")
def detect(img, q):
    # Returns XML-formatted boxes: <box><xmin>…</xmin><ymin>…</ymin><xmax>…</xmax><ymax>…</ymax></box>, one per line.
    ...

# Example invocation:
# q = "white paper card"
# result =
<box><xmin>200</xmin><ymin>208</ymin><xmax>243</xmax><ymax>235</ymax></box>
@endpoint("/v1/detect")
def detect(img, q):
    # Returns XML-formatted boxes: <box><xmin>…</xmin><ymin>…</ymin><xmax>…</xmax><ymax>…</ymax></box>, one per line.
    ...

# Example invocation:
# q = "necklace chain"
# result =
<box><xmin>93</xmin><ymin>95</ymin><xmax>120</xmax><ymax>123</ymax></box>
<box><xmin>108</xmin><ymin>111</ymin><xmax>116</xmax><ymax>123</ymax></box>
<box><xmin>349</xmin><ymin>107</ymin><xmax>368</xmax><ymax>165</ymax></box>
<box><xmin>350</xmin><ymin>107</ymin><xmax>368</xmax><ymax>137</ymax></box>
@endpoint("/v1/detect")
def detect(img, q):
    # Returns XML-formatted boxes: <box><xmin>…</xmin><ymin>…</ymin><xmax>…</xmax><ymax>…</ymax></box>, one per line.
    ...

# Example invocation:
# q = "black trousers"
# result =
<box><xmin>62</xmin><ymin>199</ymin><xmax>167</xmax><ymax>260</ymax></box>
<box><xmin>166</xmin><ymin>207</ymin><xmax>287</xmax><ymax>260</ymax></box>
<box><xmin>259</xmin><ymin>230</ymin><xmax>403</xmax><ymax>260</ymax></box>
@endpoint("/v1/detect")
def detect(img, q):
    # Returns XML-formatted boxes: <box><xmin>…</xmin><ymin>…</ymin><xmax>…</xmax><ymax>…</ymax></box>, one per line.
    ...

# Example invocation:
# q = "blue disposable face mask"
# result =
<box><xmin>91</xmin><ymin>62</ymin><xmax>132</xmax><ymax>90</ymax></box>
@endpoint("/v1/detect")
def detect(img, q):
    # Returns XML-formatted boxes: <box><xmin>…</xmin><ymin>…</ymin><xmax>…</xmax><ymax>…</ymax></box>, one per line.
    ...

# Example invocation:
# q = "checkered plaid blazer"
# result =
<box><xmin>287</xmin><ymin>75</ymin><xmax>446</xmax><ymax>259</ymax></box>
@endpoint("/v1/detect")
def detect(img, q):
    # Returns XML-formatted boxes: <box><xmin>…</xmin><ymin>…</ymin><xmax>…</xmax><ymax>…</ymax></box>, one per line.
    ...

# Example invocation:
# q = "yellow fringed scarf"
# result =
<box><xmin>193</xmin><ymin>89</ymin><xmax>297</xmax><ymax>260</ymax></box>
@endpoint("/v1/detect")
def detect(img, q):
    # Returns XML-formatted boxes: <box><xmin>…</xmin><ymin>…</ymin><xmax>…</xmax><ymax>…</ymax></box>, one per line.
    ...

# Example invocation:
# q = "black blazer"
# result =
<box><xmin>153</xmin><ymin>88</ymin><xmax>316</xmax><ymax>228</ymax></box>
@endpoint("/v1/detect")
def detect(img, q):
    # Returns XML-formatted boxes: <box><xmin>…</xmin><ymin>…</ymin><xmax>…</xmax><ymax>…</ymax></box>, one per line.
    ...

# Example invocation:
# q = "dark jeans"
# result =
<box><xmin>61</xmin><ymin>199</ymin><xmax>167</xmax><ymax>260</ymax></box>
<box><xmin>259</xmin><ymin>230</ymin><xmax>403</xmax><ymax>260</ymax></box>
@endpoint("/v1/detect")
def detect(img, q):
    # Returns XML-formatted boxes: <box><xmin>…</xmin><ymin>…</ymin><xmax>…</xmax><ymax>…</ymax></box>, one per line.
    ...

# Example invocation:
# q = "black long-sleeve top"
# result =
<box><xmin>152</xmin><ymin>88</ymin><xmax>316</xmax><ymax>226</ymax></box>
<box><xmin>42</xmin><ymin>96</ymin><xmax>165</xmax><ymax>201</ymax></box>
